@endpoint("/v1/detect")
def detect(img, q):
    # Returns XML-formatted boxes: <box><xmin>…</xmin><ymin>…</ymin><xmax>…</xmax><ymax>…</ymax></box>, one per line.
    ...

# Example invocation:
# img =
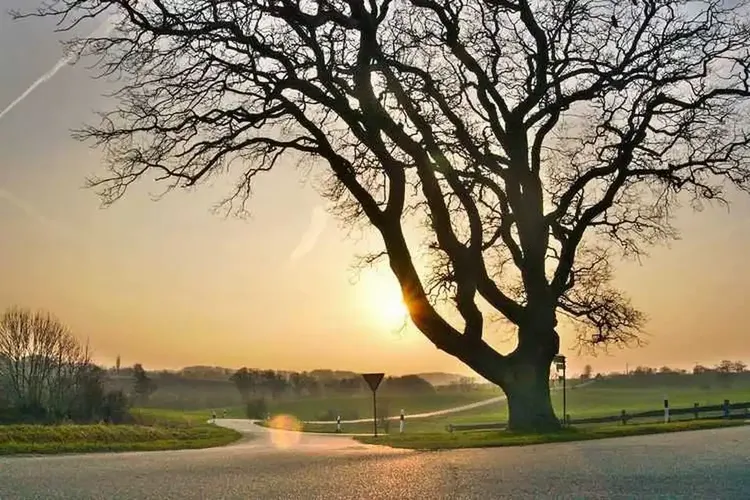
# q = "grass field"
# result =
<box><xmin>0</xmin><ymin>409</ymin><xmax>242</xmax><ymax>456</ymax></box>
<box><xmin>171</xmin><ymin>388</ymin><xmax>504</xmax><ymax>422</ymax></box>
<box><xmin>354</xmin><ymin>419</ymin><xmax>747</xmax><ymax>450</ymax></box>
<box><xmin>293</xmin><ymin>382</ymin><xmax>750</xmax><ymax>434</ymax></box>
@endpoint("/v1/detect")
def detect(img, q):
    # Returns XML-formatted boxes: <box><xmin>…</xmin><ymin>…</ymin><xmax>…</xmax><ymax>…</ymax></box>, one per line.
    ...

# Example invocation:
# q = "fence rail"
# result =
<box><xmin>446</xmin><ymin>400</ymin><xmax>750</xmax><ymax>433</ymax></box>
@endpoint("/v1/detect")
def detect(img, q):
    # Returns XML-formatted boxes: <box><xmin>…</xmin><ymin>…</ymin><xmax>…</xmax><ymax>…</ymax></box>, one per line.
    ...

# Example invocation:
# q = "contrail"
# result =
<box><xmin>287</xmin><ymin>205</ymin><xmax>329</xmax><ymax>267</ymax></box>
<box><xmin>0</xmin><ymin>16</ymin><xmax>118</xmax><ymax>124</ymax></box>
<box><xmin>0</xmin><ymin>187</ymin><xmax>72</xmax><ymax>238</ymax></box>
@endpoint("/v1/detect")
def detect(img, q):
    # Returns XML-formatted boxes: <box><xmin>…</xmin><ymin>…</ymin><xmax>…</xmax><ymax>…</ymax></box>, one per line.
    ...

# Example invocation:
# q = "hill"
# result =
<box><xmin>414</xmin><ymin>372</ymin><xmax>469</xmax><ymax>386</ymax></box>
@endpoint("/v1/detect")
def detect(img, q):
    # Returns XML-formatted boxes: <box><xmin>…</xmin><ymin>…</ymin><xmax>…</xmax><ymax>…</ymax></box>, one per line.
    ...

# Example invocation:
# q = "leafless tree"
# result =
<box><xmin>17</xmin><ymin>0</ymin><xmax>750</xmax><ymax>430</ymax></box>
<box><xmin>0</xmin><ymin>307</ymin><xmax>92</xmax><ymax>419</ymax></box>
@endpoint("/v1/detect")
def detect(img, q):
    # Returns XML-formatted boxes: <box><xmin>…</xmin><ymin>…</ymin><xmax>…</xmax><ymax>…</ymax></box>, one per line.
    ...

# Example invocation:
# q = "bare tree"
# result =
<box><xmin>17</xmin><ymin>0</ymin><xmax>750</xmax><ymax>430</ymax></box>
<box><xmin>0</xmin><ymin>307</ymin><xmax>92</xmax><ymax>419</ymax></box>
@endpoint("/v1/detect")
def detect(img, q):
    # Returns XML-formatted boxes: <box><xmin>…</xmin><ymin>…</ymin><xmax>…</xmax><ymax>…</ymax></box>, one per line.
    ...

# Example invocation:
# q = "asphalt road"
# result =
<box><xmin>1</xmin><ymin>420</ymin><xmax>748</xmax><ymax>499</ymax></box>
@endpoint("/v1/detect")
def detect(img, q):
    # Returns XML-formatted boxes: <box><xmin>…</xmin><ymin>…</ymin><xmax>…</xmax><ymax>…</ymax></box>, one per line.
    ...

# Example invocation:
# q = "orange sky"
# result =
<box><xmin>1</xmin><ymin>5</ymin><xmax>749</xmax><ymax>379</ymax></box>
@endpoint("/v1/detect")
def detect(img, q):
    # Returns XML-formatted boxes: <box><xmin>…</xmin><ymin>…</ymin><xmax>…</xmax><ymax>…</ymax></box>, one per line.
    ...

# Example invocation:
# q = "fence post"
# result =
<box><xmin>620</xmin><ymin>409</ymin><xmax>627</xmax><ymax>425</ymax></box>
<box><xmin>693</xmin><ymin>402</ymin><xmax>699</xmax><ymax>420</ymax></box>
<box><xmin>336</xmin><ymin>415</ymin><xmax>341</xmax><ymax>433</ymax></box>
<box><xmin>723</xmin><ymin>399</ymin><xmax>730</xmax><ymax>419</ymax></box>
<box><xmin>663</xmin><ymin>396</ymin><xmax>669</xmax><ymax>423</ymax></box>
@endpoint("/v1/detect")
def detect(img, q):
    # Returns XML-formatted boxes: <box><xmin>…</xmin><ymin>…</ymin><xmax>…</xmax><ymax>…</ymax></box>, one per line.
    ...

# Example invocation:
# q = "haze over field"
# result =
<box><xmin>1</xmin><ymin>0</ymin><xmax>750</xmax><ymax>379</ymax></box>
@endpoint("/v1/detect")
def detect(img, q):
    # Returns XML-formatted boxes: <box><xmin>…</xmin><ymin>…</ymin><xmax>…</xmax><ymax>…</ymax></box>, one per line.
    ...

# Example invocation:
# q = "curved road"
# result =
<box><xmin>1</xmin><ymin>419</ymin><xmax>749</xmax><ymax>499</ymax></box>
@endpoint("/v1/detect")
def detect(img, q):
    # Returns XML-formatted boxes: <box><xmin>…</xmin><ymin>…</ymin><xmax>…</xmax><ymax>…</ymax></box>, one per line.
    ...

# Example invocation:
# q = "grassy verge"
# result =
<box><xmin>354</xmin><ymin>419</ymin><xmax>747</xmax><ymax>450</ymax></box>
<box><xmin>0</xmin><ymin>409</ymin><xmax>242</xmax><ymax>456</ymax></box>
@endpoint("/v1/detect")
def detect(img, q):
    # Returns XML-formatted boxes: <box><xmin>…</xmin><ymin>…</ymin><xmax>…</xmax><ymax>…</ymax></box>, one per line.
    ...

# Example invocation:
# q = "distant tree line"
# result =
<box><xmin>103</xmin><ymin>362</ymin><xmax>487</xmax><ymax>413</ymax></box>
<box><xmin>229</xmin><ymin>368</ymin><xmax>436</xmax><ymax>403</ymax></box>
<box><xmin>577</xmin><ymin>360</ymin><xmax>749</xmax><ymax>390</ymax></box>
<box><xmin>691</xmin><ymin>360</ymin><xmax>747</xmax><ymax>376</ymax></box>
<box><xmin>582</xmin><ymin>360</ymin><xmax>748</xmax><ymax>379</ymax></box>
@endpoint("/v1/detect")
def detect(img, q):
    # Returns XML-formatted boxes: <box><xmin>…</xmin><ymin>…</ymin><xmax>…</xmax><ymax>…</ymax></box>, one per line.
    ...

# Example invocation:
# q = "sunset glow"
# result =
<box><xmin>359</xmin><ymin>268</ymin><xmax>410</xmax><ymax>333</ymax></box>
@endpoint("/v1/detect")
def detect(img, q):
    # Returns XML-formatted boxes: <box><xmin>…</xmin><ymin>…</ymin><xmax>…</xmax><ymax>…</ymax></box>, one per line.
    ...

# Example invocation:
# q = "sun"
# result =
<box><xmin>381</xmin><ymin>292</ymin><xmax>409</xmax><ymax>326</ymax></box>
<box><xmin>359</xmin><ymin>268</ymin><xmax>410</xmax><ymax>332</ymax></box>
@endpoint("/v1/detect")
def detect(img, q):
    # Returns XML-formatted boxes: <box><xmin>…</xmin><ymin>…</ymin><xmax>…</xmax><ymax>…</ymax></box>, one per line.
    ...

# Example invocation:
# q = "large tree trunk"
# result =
<box><xmin>503</xmin><ymin>356</ymin><xmax>560</xmax><ymax>432</ymax></box>
<box><xmin>497</xmin><ymin>317</ymin><xmax>561</xmax><ymax>433</ymax></box>
<box><xmin>457</xmin><ymin>334</ymin><xmax>561</xmax><ymax>433</ymax></box>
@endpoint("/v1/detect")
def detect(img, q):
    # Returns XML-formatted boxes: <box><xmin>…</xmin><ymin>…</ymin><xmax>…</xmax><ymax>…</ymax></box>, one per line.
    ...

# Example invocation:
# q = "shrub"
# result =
<box><xmin>245</xmin><ymin>398</ymin><xmax>268</xmax><ymax>420</ymax></box>
<box><xmin>102</xmin><ymin>390</ymin><xmax>131</xmax><ymax>424</ymax></box>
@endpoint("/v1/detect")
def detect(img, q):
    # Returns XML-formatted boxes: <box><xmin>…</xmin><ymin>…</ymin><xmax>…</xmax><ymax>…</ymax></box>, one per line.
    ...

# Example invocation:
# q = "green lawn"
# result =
<box><xmin>0</xmin><ymin>409</ymin><xmax>242</xmax><ymax>456</ymax></box>
<box><xmin>354</xmin><ymin>419</ymin><xmax>747</xmax><ymax>450</ymax></box>
<box><xmin>172</xmin><ymin>388</ymin><xmax>503</xmax><ymax>422</ymax></box>
<box><xmin>300</xmin><ymin>383</ymin><xmax>750</xmax><ymax>434</ymax></box>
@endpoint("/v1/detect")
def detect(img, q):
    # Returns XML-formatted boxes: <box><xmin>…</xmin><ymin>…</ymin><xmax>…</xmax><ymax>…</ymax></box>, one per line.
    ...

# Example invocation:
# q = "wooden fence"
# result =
<box><xmin>446</xmin><ymin>400</ymin><xmax>750</xmax><ymax>433</ymax></box>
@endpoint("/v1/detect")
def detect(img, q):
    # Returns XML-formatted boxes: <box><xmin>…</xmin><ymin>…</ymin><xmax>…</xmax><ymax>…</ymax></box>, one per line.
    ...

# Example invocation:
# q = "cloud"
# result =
<box><xmin>287</xmin><ymin>206</ymin><xmax>329</xmax><ymax>265</ymax></box>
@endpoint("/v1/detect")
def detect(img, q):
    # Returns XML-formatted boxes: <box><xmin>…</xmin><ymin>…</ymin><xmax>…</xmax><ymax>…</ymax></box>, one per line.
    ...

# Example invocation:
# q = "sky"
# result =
<box><xmin>0</xmin><ymin>2</ymin><xmax>749</xmax><ymax>379</ymax></box>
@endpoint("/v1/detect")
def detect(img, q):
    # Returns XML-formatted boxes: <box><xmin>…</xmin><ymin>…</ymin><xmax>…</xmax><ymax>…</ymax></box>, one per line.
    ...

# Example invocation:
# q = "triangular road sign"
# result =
<box><xmin>362</xmin><ymin>373</ymin><xmax>385</xmax><ymax>392</ymax></box>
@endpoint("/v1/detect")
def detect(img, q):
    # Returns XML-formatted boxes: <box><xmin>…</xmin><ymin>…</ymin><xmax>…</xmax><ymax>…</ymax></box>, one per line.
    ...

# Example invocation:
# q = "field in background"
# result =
<box><xmin>105</xmin><ymin>368</ymin><xmax>473</xmax><ymax>412</ymax></box>
<box><xmin>261</xmin><ymin>388</ymin><xmax>501</xmax><ymax>419</ymax></box>
<box><xmin>283</xmin><ymin>380</ymin><xmax>750</xmax><ymax>434</ymax></box>
<box><xmin>145</xmin><ymin>387</ymin><xmax>504</xmax><ymax>422</ymax></box>
<box><xmin>125</xmin><ymin>371</ymin><xmax>750</xmax><ymax>435</ymax></box>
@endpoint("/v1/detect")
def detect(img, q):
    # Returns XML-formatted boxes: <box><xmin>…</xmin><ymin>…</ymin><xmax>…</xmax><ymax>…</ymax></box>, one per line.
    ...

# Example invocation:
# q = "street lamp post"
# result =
<box><xmin>553</xmin><ymin>355</ymin><xmax>567</xmax><ymax>426</ymax></box>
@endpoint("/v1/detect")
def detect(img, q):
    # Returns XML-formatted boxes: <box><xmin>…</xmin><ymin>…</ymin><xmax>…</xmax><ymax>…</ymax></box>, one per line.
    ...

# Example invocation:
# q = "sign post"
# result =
<box><xmin>553</xmin><ymin>355</ymin><xmax>567</xmax><ymax>425</ymax></box>
<box><xmin>362</xmin><ymin>373</ymin><xmax>385</xmax><ymax>437</ymax></box>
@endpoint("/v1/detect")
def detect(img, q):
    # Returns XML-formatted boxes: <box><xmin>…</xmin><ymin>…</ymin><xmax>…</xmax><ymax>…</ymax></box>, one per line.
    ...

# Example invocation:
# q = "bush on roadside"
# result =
<box><xmin>102</xmin><ymin>390</ymin><xmax>132</xmax><ymax>424</ymax></box>
<box><xmin>245</xmin><ymin>398</ymin><xmax>268</xmax><ymax>420</ymax></box>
